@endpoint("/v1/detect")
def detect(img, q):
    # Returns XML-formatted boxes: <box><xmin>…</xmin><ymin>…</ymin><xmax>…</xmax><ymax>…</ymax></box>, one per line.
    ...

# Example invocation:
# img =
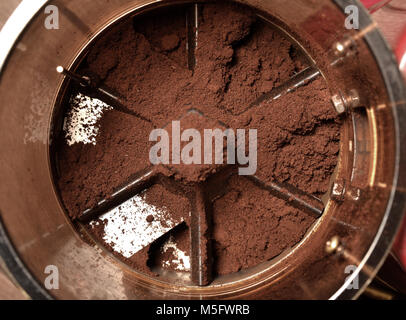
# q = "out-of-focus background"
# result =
<box><xmin>0</xmin><ymin>0</ymin><xmax>405</xmax><ymax>300</ymax></box>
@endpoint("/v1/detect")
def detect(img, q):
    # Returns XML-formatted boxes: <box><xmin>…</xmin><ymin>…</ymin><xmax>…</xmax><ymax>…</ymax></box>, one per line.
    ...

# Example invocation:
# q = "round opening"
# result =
<box><xmin>51</xmin><ymin>1</ymin><xmax>340</xmax><ymax>290</ymax></box>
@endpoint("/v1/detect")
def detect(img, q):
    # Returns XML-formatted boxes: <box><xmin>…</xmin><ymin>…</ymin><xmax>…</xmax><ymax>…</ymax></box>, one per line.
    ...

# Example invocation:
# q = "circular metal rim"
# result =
<box><xmin>0</xmin><ymin>0</ymin><xmax>404</xmax><ymax>300</ymax></box>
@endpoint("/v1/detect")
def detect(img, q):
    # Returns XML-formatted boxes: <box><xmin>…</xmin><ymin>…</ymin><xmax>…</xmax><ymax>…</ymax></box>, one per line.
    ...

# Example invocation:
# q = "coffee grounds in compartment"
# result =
<box><xmin>85</xmin><ymin>184</ymin><xmax>191</xmax><ymax>275</ymax></box>
<box><xmin>239</xmin><ymin>78</ymin><xmax>341</xmax><ymax>197</ymax></box>
<box><xmin>57</xmin><ymin>109</ymin><xmax>153</xmax><ymax>220</ymax></box>
<box><xmin>212</xmin><ymin>175</ymin><xmax>316</xmax><ymax>275</ymax></box>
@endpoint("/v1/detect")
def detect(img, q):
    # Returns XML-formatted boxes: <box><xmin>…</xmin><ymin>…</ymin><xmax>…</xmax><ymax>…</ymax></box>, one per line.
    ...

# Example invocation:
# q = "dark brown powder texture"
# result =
<box><xmin>176</xmin><ymin>4</ymin><xmax>306</xmax><ymax>119</ymax></box>
<box><xmin>87</xmin><ymin>18</ymin><xmax>192</xmax><ymax>128</ymax></box>
<box><xmin>157</xmin><ymin>111</ymin><xmax>229</xmax><ymax>183</ymax></box>
<box><xmin>57</xmin><ymin>110</ymin><xmax>153</xmax><ymax>219</ymax></box>
<box><xmin>213</xmin><ymin>175</ymin><xmax>315</xmax><ymax>275</ymax></box>
<box><xmin>237</xmin><ymin>78</ymin><xmax>341</xmax><ymax>196</ymax></box>
<box><xmin>142</xmin><ymin>184</ymin><xmax>191</xmax><ymax>227</ymax></box>
<box><xmin>132</xmin><ymin>6</ymin><xmax>188</xmax><ymax>67</ymax></box>
<box><xmin>56</xmin><ymin>2</ymin><xmax>341</xmax><ymax>277</ymax></box>
<box><xmin>84</xmin><ymin>3</ymin><xmax>305</xmax><ymax>129</ymax></box>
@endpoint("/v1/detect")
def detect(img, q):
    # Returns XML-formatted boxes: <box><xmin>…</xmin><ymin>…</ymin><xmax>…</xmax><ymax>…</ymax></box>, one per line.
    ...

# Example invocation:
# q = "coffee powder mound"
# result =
<box><xmin>157</xmin><ymin>111</ymin><xmax>228</xmax><ymax>183</ymax></box>
<box><xmin>84</xmin><ymin>2</ymin><xmax>306</xmax><ymax>128</ymax></box>
<box><xmin>198</xmin><ymin>16</ymin><xmax>306</xmax><ymax>115</ymax></box>
<box><xmin>133</xmin><ymin>6</ymin><xmax>188</xmax><ymax>67</ymax></box>
<box><xmin>207</xmin><ymin>80</ymin><xmax>339</xmax><ymax>275</ymax></box>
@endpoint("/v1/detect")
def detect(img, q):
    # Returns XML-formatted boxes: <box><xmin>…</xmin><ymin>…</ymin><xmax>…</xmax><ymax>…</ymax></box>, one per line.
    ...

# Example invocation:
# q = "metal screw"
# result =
<box><xmin>325</xmin><ymin>236</ymin><xmax>344</xmax><ymax>255</ymax></box>
<box><xmin>331</xmin><ymin>94</ymin><xmax>346</xmax><ymax>114</ymax></box>
<box><xmin>334</xmin><ymin>42</ymin><xmax>346</xmax><ymax>56</ymax></box>
<box><xmin>326</xmin><ymin>236</ymin><xmax>375</xmax><ymax>278</ymax></box>
<box><xmin>345</xmin><ymin>89</ymin><xmax>361</xmax><ymax>108</ymax></box>
<box><xmin>333</xmin><ymin>37</ymin><xmax>356</xmax><ymax>57</ymax></box>
<box><xmin>331</xmin><ymin>180</ymin><xmax>346</xmax><ymax>202</ymax></box>
<box><xmin>331</xmin><ymin>90</ymin><xmax>362</xmax><ymax>114</ymax></box>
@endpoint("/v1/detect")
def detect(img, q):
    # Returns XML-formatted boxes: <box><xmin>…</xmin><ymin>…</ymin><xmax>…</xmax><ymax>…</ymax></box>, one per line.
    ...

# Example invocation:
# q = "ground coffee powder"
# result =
<box><xmin>56</xmin><ymin>2</ymin><xmax>340</xmax><ymax>277</ymax></box>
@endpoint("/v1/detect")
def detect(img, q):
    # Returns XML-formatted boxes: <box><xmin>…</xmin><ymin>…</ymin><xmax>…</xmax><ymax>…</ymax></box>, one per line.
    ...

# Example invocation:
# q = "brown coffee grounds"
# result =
<box><xmin>56</xmin><ymin>2</ymin><xmax>340</xmax><ymax>278</ymax></box>
<box><xmin>238</xmin><ymin>78</ymin><xmax>341</xmax><ymax>196</ymax></box>
<box><xmin>84</xmin><ymin>3</ymin><xmax>306</xmax><ymax>129</ymax></box>
<box><xmin>157</xmin><ymin>111</ymin><xmax>229</xmax><ymax>183</ymax></box>
<box><xmin>87</xmin><ymin>17</ymin><xmax>192</xmax><ymax>128</ymax></box>
<box><xmin>132</xmin><ymin>6</ymin><xmax>188</xmax><ymax>67</ymax></box>
<box><xmin>141</xmin><ymin>184</ymin><xmax>190</xmax><ymax>227</ymax></box>
<box><xmin>195</xmin><ymin>7</ymin><xmax>306</xmax><ymax>115</ymax></box>
<box><xmin>213</xmin><ymin>175</ymin><xmax>316</xmax><ymax>275</ymax></box>
<box><xmin>57</xmin><ymin>110</ymin><xmax>153</xmax><ymax>219</ymax></box>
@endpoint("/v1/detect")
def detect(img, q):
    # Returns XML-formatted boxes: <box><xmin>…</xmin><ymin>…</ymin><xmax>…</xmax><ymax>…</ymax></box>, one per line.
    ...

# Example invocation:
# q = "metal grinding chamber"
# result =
<box><xmin>0</xmin><ymin>0</ymin><xmax>405</xmax><ymax>299</ymax></box>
